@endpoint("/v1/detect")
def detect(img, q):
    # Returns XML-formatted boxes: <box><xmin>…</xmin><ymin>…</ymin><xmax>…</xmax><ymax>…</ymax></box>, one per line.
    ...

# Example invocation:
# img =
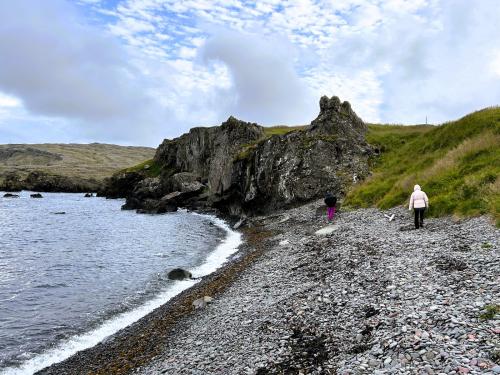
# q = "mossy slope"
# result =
<box><xmin>345</xmin><ymin>107</ymin><xmax>500</xmax><ymax>225</ymax></box>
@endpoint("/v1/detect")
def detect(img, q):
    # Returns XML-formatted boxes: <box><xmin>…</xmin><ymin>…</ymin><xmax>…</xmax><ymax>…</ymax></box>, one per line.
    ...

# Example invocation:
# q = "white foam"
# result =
<box><xmin>1</xmin><ymin>214</ymin><xmax>242</xmax><ymax>375</ymax></box>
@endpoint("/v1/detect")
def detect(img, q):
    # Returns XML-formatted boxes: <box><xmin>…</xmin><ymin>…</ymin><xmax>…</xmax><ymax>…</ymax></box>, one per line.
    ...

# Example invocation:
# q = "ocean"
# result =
<box><xmin>0</xmin><ymin>192</ymin><xmax>241</xmax><ymax>374</ymax></box>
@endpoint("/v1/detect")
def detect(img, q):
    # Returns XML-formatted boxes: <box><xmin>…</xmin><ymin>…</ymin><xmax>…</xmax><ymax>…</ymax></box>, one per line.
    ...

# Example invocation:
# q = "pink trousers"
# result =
<box><xmin>327</xmin><ymin>206</ymin><xmax>336</xmax><ymax>221</ymax></box>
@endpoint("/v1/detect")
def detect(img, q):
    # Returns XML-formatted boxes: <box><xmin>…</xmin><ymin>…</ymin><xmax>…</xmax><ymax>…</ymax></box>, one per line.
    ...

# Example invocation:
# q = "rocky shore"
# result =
<box><xmin>38</xmin><ymin>200</ymin><xmax>499</xmax><ymax>375</ymax></box>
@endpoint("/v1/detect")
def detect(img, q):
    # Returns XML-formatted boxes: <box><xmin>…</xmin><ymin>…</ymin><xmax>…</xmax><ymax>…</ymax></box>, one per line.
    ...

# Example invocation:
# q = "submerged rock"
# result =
<box><xmin>30</xmin><ymin>193</ymin><xmax>43</xmax><ymax>198</ymax></box>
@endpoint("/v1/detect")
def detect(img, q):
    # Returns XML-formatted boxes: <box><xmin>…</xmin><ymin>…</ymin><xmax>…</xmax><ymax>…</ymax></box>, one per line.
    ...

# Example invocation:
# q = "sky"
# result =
<box><xmin>0</xmin><ymin>0</ymin><xmax>499</xmax><ymax>146</ymax></box>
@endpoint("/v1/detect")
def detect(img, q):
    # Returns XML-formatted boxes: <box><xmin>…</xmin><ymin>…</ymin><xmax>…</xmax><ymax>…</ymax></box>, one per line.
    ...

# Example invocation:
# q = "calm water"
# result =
<box><xmin>0</xmin><ymin>192</ymin><xmax>239</xmax><ymax>374</ymax></box>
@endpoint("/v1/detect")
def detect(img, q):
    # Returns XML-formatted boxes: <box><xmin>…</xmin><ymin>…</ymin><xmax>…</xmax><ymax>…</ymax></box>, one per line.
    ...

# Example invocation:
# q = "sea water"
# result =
<box><xmin>0</xmin><ymin>192</ymin><xmax>241</xmax><ymax>374</ymax></box>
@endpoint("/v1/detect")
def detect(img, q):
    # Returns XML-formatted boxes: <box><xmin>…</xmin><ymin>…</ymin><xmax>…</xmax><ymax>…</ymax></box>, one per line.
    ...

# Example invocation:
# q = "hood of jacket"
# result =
<box><xmin>414</xmin><ymin>184</ymin><xmax>421</xmax><ymax>192</ymax></box>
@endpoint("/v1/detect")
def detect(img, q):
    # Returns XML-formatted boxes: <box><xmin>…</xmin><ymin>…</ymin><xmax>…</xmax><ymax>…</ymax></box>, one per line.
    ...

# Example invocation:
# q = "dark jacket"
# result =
<box><xmin>324</xmin><ymin>194</ymin><xmax>337</xmax><ymax>208</ymax></box>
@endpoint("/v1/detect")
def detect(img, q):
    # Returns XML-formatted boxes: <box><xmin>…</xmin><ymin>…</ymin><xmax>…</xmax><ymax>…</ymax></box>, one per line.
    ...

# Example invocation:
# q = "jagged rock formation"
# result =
<box><xmin>104</xmin><ymin>96</ymin><xmax>372</xmax><ymax>216</ymax></box>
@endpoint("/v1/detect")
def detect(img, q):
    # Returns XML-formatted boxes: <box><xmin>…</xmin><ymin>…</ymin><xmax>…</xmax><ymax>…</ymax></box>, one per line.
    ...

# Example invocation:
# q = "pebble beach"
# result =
<box><xmin>39</xmin><ymin>200</ymin><xmax>499</xmax><ymax>375</ymax></box>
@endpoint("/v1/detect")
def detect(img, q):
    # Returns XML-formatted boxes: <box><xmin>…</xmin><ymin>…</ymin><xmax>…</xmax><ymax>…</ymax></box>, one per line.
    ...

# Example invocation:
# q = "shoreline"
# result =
<box><xmin>32</xmin><ymin>213</ymin><xmax>261</xmax><ymax>375</ymax></box>
<box><xmin>133</xmin><ymin>201</ymin><xmax>497</xmax><ymax>374</ymax></box>
<box><xmin>14</xmin><ymin>199</ymin><xmax>500</xmax><ymax>374</ymax></box>
<box><xmin>0</xmin><ymin>201</ymin><xmax>242</xmax><ymax>375</ymax></box>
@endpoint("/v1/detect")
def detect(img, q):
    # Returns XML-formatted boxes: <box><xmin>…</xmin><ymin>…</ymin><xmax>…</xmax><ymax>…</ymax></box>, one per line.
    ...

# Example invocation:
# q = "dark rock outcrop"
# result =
<box><xmin>30</xmin><ymin>193</ymin><xmax>43</xmax><ymax>198</ymax></box>
<box><xmin>98</xmin><ymin>171</ymin><xmax>144</xmax><ymax>199</ymax></box>
<box><xmin>2</xmin><ymin>171</ymin><xmax>101</xmax><ymax>193</ymax></box>
<box><xmin>102</xmin><ymin>96</ymin><xmax>372</xmax><ymax>216</ymax></box>
<box><xmin>0</xmin><ymin>172</ymin><xmax>23</xmax><ymax>192</ymax></box>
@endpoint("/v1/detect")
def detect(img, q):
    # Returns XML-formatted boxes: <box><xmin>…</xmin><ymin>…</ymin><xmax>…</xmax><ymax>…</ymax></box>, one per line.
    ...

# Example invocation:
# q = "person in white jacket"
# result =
<box><xmin>409</xmin><ymin>184</ymin><xmax>429</xmax><ymax>229</ymax></box>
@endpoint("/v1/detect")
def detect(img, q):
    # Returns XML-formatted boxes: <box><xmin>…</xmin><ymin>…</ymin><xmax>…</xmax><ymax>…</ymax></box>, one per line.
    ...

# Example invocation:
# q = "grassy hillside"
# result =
<box><xmin>0</xmin><ymin>143</ymin><xmax>155</xmax><ymax>182</ymax></box>
<box><xmin>345</xmin><ymin>107</ymin><xmax>500</xmax><ymax>225</ymax></box>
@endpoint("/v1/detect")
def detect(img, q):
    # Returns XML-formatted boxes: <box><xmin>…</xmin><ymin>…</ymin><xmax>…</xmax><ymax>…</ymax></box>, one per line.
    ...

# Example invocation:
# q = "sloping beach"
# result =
<box><xmin>38</xmin><ymin>200</ymin><xmax>499</xmax><ymax>374</ymax></box>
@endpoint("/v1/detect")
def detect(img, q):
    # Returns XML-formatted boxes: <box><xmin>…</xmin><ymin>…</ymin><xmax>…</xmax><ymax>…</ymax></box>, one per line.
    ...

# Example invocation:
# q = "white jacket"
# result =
<box><xmin>409</xmin><ymin>185</ymin><xmax>429</xmax><ymax>209</ymax></box>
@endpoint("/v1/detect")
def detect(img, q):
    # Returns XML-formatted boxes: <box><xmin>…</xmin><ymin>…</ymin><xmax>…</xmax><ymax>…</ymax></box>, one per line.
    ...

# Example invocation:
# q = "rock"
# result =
<box><xmin>166</xmin><ymin>172</ymin><xmax>205</xmax><ymax>194</ymax></box>
<box><xmin>192</xmin><ymin>296</ymin><xmax>213</xmax><ymax>309</ymax></box>
<box><xmin>53</xmin><ymin>212</ymin><xmax>66</xmax><ymax>215</ymax></box>
<box><xmin>101</xmin><ymin>171</ymin><xmax>144</xmax><ymax>198</ymax></box>
<box><xmin>167</xmin><ymin>268</ymin><xmax>192</xmax><ymax>280</ymax></box>
<box><xmin>192</xmin><ymin>298</ymin><xmax>207</xmax><ymax>309</ymax></box>
<box><xmin>156</xmin><ymin>202</ymin><xmax>178</xmax><ymax>214</ymax></box>
<box><xmin>435</xmin><ymin>255</ymin><xmax>468</xmax><ymax>271</ymax></box>
<box><xmin>133</xmin><ymin>177</ymin><xmax>163</xmax><ymax>199</ymax></box>
<box><xmin>315</xmin><ymin>225</ymin><xmax>339</xmax><ymax>235</ymax></box>
<box><xmin>84</xmin><ymin>193</ymin><xmax>94</xmax><ymax>197</ymax></box>
<box><xmin>3</xmin><ymin>193</ymin><xmax>19</xmax><ymax>198</ymax></box>
<box><xmin>233</xmin><ymin>218</ymin><xmax>246</xmax><ymax>229</ymax></box>
<box><xmin>30</xmin><ymin>193</ymin><xmax>43</xmax><ymax>198</ymax></box>
<box><xmin>113</xmin><ymin>96</ymin><xmax>372</xmax><ymax>216</ymax></box>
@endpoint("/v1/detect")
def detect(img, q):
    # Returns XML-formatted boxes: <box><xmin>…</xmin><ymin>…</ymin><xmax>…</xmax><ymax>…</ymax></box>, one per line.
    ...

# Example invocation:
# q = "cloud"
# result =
<box><xmin>0</xmin><ymin>0</ymin><xmax>168</xmax><ymax>144</ymax></box>
<box><xmin>317</xmin><ymin>0</ymin><xmax>500</xmax><ymax>124</ymax></box>
<box><xmin>202</xmin><ymin>30</ymin><xmax>314</xmax><ymax>125</ymax></box>
<box><xmin>1</xmin><ymin>0</ymin><xmax>500</xmax><ymax>145</ymax></box>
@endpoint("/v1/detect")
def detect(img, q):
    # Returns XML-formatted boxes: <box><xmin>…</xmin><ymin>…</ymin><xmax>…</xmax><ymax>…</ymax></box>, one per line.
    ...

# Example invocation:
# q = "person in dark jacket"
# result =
<box><xmin>324</xmin><ymin>192</ymin><xmax>337</xmax><ymax>222</ymax></box>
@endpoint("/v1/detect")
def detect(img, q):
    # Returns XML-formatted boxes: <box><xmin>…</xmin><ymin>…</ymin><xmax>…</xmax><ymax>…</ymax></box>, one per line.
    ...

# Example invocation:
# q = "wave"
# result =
<box><xmin>0</xmin><ymin>215</ymin><xmax>241</xmax><ymax>375</ymax></box>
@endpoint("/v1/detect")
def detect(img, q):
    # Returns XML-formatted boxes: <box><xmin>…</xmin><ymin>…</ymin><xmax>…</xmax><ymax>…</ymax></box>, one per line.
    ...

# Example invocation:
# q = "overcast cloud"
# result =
<box><xmin>0</xmin><ymin>0</ymin><xmax>499</xmax><ymax>145</ymax></box>
<box><xmin>202</xmin><ymin>31</ymin><xmax>313</xmax><ymax>125</ymax></box>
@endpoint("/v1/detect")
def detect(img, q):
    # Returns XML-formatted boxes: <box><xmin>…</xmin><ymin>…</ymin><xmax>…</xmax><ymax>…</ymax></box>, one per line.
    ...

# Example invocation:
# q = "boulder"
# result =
<box><xmin>156</xmin><ymin>202</ymin><xmax>178</xmax><ymax>214</ymax></box>
<box><xmin>84</xmin><ymin>193</ymin><xmax>94</xmax><ymax>197</ymax></box>
<box><xmin>100</xmin><ymin>171</ymin><xmax>144</xmax><ymax>198</ymax></box>
<box><xmin>192</xmin><ymin>295</ymin><xmax>214</xmax><ymax>309</ymax></box>
<box><xmin>133</xmin><ymin>177</ymin><xmax>162</xmax><ymax>199</ymax></box>
<box><xmin>121</xmin><ymin>197</ymin><xmax>142</xmax><ymax>210</ymax></box>
<box><xmin>30</xmin><ymin>193</ymin><xmax>43</xmax><ymax>198</ymax></box>
<box><xmin>166</xmin><ymin>172</ymin><xmax>205</xmax><ymax>193</ymax></box>
<box><xmin>167</xmin><ymin>268</ymin><xmax>192</xmax><ymax>280</ymax></box>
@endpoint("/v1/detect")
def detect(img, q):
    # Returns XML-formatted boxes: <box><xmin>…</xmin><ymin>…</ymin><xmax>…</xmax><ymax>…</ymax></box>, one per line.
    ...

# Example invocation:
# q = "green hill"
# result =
<box><xmin>0</xmin><ymin>143</ymin><xmax>155</xmax><ymax>191</ymax></box>
<box><xmin>345</xmin><ymin>107</ymin><xmax>500</xmax><ymax>225</ymax></box>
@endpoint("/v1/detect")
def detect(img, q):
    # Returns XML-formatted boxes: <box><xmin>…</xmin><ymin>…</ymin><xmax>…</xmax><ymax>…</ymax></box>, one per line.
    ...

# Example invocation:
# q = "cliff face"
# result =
<box><xmin>107</xmin><ymin>96</ymin><xmax>372</xmax><ymax>216</ymax></box>
<box><xmin>155</xmin><ymin>116</ymin><xmax>264</xmax><ymax>195</ymax></box>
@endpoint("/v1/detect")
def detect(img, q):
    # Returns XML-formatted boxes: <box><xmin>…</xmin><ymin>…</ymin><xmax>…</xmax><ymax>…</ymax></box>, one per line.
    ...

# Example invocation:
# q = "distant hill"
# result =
<box><xmin>0</xmin><ymin>143</ymin><xmax>155</xmax><ymax>192</ymax></box>
<box><xmin>345</xmin><ymin>107</ymin><xmax>500</xmax><ymax>225</ymax></box>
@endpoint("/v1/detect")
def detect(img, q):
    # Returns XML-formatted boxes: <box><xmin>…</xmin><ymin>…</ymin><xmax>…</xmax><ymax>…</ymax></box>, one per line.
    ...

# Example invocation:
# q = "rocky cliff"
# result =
<box><xmin>106</xmin><ymin>96</ymin><xmax>373</xmax><ymax>216</ymax></box>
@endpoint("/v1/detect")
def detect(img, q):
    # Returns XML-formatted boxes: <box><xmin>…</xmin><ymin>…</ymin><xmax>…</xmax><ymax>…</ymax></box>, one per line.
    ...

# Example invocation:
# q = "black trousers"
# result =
<box><xmin>414</xmin><ymin>208</ymin><xmax>425</xmax><ymax>228</ymax></box>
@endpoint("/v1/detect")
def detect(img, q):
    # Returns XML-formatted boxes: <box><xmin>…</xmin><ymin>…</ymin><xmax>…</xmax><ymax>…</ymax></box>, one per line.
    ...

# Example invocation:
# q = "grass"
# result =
<box><xmin>345</xmin><ymin>107</ymin><xmax>500</xmax><ymax>225</ymax></box>
<box><xmin>120</xmin><ymin>158</ymin><xmax>162</xmax><ymax>177</ymax></box>
<box><xmin>262</xmin><ymin>125</ymin><xmax>307</xmax><ymax>137</ymax></box>
<box><xmin>479</xmin><ymin>304</ymin><xmax>500</xmax><ymax>321</ymax></box>
<box><xmin>234</xmin><ymin>125</ymin><xmax>307</xmax><ymax>161</ymax></box>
